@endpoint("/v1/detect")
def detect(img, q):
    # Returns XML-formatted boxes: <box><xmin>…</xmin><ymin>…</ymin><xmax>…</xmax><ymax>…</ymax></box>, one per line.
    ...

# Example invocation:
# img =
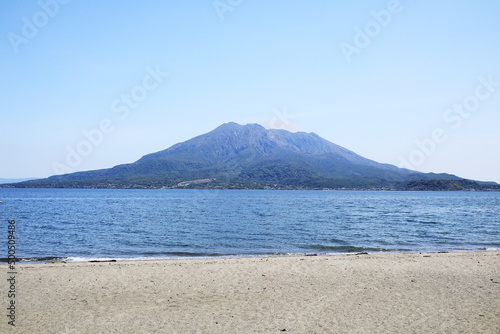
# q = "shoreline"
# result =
<box><xmin>2</xmin><ymin>251</ymin><xmax>499</xmax><ymax>333</ymax></box>
<box><xmin>3</xmin><ymin>248</ymin><xmax>500</xmax><ymax>265</ymax></box>
<box><xmin>2</xmin><ymin>186</ymin><xmax>500</xmax><ymax>191</ymax></box>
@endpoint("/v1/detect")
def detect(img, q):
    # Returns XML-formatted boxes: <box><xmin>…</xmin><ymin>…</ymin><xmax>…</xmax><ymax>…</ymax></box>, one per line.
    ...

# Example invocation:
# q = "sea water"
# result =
<box><xmin>1</xmin><ymin>188</ymin><xmax>499</xmax><ymax>262</ymax></box>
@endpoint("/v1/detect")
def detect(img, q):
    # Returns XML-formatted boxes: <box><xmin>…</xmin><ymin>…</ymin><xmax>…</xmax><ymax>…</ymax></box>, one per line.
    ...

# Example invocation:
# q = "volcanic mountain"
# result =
<box><xmin>11</xmin><ymin>122</ymin><xmax>489</xmax><ymax>190</ymax></box>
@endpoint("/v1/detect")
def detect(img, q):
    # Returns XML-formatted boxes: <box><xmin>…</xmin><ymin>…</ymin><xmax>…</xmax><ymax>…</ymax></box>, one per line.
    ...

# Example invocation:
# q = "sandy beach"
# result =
<box><xmin>2</xmin><ymin>251</ymin><xmax>499</xmax><ymax>333</ymax></box>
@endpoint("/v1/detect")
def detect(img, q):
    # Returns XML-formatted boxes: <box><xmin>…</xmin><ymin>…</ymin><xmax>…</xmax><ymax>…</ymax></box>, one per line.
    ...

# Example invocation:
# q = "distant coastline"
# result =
<box><xmin>0</xmin><ymin>177</ymin><xmax>39</xmax><ymax>185</ymax></box>
<box><xmin>2</xmin><ymin>178</ymin><xmax>499</xmax><ymax>191</ymax></box>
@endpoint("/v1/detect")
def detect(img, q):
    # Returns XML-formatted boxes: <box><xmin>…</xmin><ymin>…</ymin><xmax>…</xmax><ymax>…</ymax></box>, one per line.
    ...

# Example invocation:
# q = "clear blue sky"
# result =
<box><xmin>1</xmin><ymin>0</ymin><xmax>499</xmax><ymax>182</ymax></box>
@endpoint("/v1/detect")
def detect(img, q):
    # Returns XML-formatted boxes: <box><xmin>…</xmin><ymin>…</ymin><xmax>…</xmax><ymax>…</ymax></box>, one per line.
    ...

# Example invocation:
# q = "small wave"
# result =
<box><xmin>0</xmin><ymin>256</ymin><xmax>68</xmax><ymax>263</ymax></box>
<box><xmin>253</xmin><ymin>211</ymin><xmax>274</xmax><ymax>217</ymax></box>
<box><xmin>296</xmin><ymin>244</ymin><xmax>391</xmax><ymax>253</ymax></box>
<box><xmin>329</xmin><ymin>238</ymin><xmax>349</xmax><ymax>244</ymax></box>
<box><xmin>142</xmin><ymin>251</ymin><xmax>228</xmax><ymax>257</ymax></box>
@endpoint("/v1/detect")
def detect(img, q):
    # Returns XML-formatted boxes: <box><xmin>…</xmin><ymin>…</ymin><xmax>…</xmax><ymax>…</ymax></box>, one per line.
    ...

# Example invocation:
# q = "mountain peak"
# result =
<box><xmin>134</xmin><ymin>122</ymin><xmax>389</xmax><ymax>170</ymax></box>
<box><xmin>215</xmin><ymin>122</ymin><xmax>265</xmax><ymax>132</ymax></box>
<box><xmin>215</xmin><ymin>121</ymin><xmax>242</xmax><ymax>129</ymax></box>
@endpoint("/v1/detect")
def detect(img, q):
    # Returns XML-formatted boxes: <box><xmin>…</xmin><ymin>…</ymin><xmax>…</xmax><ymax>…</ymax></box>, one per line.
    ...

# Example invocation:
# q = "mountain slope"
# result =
<box><xmin>9</xmin><ymin>122</ymin><xmax>473</xmax><ymax>189</ymax></box>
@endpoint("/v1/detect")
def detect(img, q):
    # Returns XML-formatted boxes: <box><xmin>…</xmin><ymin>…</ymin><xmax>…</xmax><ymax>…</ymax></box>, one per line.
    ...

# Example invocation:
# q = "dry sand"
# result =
<box><xmin>1</xmin><ymin>251</ymin><xmax>499</xmax><ymax>333</ymax></box>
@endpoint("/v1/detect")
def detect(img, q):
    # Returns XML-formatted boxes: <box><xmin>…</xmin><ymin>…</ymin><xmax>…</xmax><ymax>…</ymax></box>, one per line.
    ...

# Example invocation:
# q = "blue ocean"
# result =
<box><xmin>1</xmin><ymin>188</ymin><xmax>499</xmax><ymax>262</ymax></box>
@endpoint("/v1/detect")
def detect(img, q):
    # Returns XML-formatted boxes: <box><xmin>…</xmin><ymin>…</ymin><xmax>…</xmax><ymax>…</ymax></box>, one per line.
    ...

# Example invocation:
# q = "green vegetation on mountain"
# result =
<box><xmin>401</xmin><ymin>179</ymin><xmax>489</xmax><ymax>191</ymax></box>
